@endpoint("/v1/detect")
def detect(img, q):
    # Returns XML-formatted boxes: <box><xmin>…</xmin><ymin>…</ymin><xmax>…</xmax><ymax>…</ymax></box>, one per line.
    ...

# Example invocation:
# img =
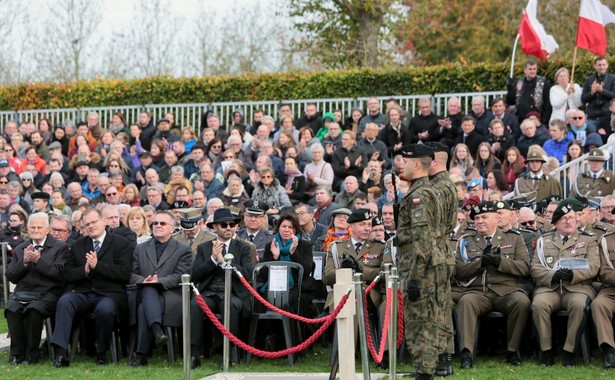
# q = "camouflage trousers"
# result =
<box><xmin>439</xmin><ymin>263</ymin><xmax>455</xmax><ymax>354</ymax></box>
<box><xmin>402</xmin><ymin>262</ymin><xmax>449</xmax><ymax>375</ymax></box>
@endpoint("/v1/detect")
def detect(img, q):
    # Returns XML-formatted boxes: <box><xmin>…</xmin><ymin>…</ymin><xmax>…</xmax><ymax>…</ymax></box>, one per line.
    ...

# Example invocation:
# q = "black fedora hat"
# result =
<box><xmin>206</xmin><ymin>208</ymin><xmax>241</xmax><ymax>229</ymax></box>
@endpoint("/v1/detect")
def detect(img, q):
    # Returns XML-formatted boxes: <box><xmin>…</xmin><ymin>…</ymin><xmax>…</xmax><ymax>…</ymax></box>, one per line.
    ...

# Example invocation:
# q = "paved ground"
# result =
<box><xmin>1</xmin><ymin>332</ymin><xmax>11</xmax><ymax>352</ymax></box>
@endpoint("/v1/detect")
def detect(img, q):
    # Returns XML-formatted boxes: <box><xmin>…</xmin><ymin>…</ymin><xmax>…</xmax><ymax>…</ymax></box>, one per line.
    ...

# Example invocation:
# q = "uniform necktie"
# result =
<box><xmin>485</xmin><ymin>236</ymin><xmax>492</xmax><ymax>247</ymax></box>
<box><xmin>93</xmin><ymin>240</ymin><xmax>101</xmax><ymax>252</ymax></box>
<box><xmin>562</xmin><ymin>236</ymin><xmax>569</xmax><ymax>244</ymax></box>
<box><xmin>355</xmin><ymin>242</ymin><xmax>362</xmax><ymax>253</ymax></box>
<box><xmin>249</xmin><ymin>234</ymin><xmax>255</xmax><ymax>242</ymax></box>
<box><xmin>188</xmin><ymin>237</ymin><xmax>194</xmax><ymax>248</ymax></box>
<box><xmin>593</xmin><ymin>174</ymin><xmax>598</xmax><ymax>180</ymax></box>
<box><xmin>532</xmin><ymin>176</ymin><xmax>539</xmax><ymax>184</ymax></box>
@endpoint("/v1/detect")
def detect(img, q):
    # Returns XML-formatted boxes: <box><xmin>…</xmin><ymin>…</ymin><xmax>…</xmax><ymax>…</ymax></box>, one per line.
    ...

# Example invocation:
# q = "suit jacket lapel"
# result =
<box><xmin>146</xmin><ymin>239</ymin><xmax>158</xmax><ymax>267</ymax></box>
<box><xmin>95</xmin><ymin>235</ymin><xmax>111</xmax><ymax>260</ymax></box>
<box><xmin>156</xmin><ymin>239</ymin><xmax>177</xmax><ymax>268</ymax></box>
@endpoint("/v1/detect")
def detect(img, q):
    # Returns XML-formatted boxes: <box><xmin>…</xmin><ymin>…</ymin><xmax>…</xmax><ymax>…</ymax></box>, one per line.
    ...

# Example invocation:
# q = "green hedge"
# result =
<box><xmin>0</xmin><ymin>59</ymin><xmax>604</xmax><ymax>111</ymax></box>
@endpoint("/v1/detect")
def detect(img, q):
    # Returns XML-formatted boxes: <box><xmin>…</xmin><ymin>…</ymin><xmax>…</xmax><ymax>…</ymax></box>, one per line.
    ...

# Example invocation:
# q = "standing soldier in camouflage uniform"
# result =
<box><xmin>455</xmin><ymin>201</ymin><xmax>531</xmax><ymax>368</ymax></box>
<box><xmin>531</xmin><ymin>198</ymin><xmax>600</xmax><ymax>367</ymax></box>
<box><xmin>425</xmin><ymin>141</ymin><xmax>458</xmax><ymax>376</ymax></box>
<box><xmin>396</xmin><ymin>144</ymin><xmax>443</xmax><ymax>380</ymax></box>
<box><xmin>514</xmin><ymin>151</ymin><xmax>562</xmax><ymax>202</ymax></box>
<box><xmin>592</xmin><ymin>229</ymin><xmax>615</xmax><ymax>368</ymax></box>
<box><xmin>571</xmin><ymin>149</ymin><xmax>615</xmax><ymax>198</ymax></box>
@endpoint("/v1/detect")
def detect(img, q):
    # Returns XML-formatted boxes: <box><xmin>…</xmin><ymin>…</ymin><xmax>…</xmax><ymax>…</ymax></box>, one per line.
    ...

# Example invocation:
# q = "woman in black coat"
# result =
<box><xmin>278</xmin><ymin>156</ymin><xmax>306</xmax><ymax>206</ymax></box>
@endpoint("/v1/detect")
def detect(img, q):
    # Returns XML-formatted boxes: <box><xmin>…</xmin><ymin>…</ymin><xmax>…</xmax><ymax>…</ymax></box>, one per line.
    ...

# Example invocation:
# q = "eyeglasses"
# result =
<box><xmin>296</xmin><ymin>211</ymin><xmax>308</xmax><ymax>216</ymax></box>
<box><xmin>520</xmin><ymin>220</ymin><xmax>536</xmax><ymax>227</ymax></box>
<box><xmin>218</xmin><ymin>222</ymin><xmax>236</xmax><ymax>228</ymax></box>
<box><xmin>0</xmin><ymin>181</ymin><xmax>8</xmax><ymax>184</ymax></box>
<box><xmin>572</xmin><ymin>116</ymin><xmax>584</xmax><ymax>120</ymax></box>
<box><xmin>559</xmin><ymin>216</ymin><xmax>576</xmax><ymax>223</ymax></box>
<box><xmin>21</xmin><ymin>178</ymin><xmax>31</xmax><ymax>182</ymax></box>
<box><xmin>152</xmin><ymin>221</ymin><xmax>170</xmax><ymax>226</ymax></box>
<box><xmin>5</xmin><ymin>148</ymin><xmax>13</xmax><ymax>152</ymax></box>
<box><xmin>106</xmin><ymin>192</ymin><xmax>118</xmax><ymax>197</ymax></box>
<box><xmin>83</xmin><ymin>219</ymin><xmax>101</xmax><ymax>228</ymax></box>
<box><xmin>51</xmin><ymin>227</ymin><xmax>70</xmax><ymax>233</ymax></box>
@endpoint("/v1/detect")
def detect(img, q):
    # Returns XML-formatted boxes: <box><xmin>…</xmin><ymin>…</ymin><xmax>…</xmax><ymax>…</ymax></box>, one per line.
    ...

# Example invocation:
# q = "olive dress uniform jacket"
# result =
<box><xmin>571</xmin><ymin>170</ymin><xmax>615</xmax><ymax>198</ymax></box>
<box><xmin>323</xmin><ymin>238</ymin><xmax>385</xmax><ymax>310</ymax></box>
<box><xmin>514</xmin><ymin>172</ymin><xmax>562</xmax><ymax>203</ymax></box>
<box><xmin>532</xmin><ymin>230</ymin><xmax>599</xmax><ymax>298</ymax></box>
<box><xmin>129</xmin><ymin>238</ymin><xmax>192</xmax><ymax>327</ymax></box>
<box><xmin>5</xmin><ymin>235</ymin><xmax>69</xmax><ymax>316</ymax></box>
<box><xmin>173</xmin><ymin>229</ymin><xmax>216</xmax><ymax>259</ymax></box>
<box><xmin>454</xmin><ymin>228</ymin><xmax>530</xmax><ymax>296</ymax></box>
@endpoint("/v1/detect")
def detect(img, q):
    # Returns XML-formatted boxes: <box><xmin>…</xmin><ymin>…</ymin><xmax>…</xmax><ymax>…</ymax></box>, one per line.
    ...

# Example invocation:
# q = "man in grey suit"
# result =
<box><xmin>129</xmin><ymin>211</ymin><xmax>192</xmax><ymax>367</ymax></box>
<box><xmin>236</xmin><ymin>200</ymin><xmax>273</xmax><ymax>262</ymax></box>
<box><xmin>190</xmin><ymin>208</ymin><xmax>253</xmax><ymax>368</ymax></box>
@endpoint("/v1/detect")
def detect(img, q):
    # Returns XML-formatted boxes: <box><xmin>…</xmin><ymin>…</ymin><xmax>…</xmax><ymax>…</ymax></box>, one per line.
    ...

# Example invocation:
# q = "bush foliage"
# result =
<box><xmin>0</xmin><ymin>58</ymin><xmax>603</xmax><ymax>110</ymax></box>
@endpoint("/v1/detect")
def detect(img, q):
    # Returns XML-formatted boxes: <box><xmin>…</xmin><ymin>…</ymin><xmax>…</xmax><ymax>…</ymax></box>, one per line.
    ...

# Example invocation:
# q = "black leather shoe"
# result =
<box><xmin>416</xmin><ymin>373</ymin><xmax>434</xmax><ymax>380</ymax></box>
<box><xmin>8</xmin><ymin>356</ymin><xmax>23</xmax><ymax>365</ymax></box>
<box><xmin>605</xmin><ymin>348</ymin><xmax>615</xmax><ymax>369</ymax></box>
<box><xmin>130</xmin><ymin>356</ymin><xmax>148</xmax><ymax>367</ymax></box>
<box><xmin>460</xmin><ymin>350</ymin><xmax>473</xmax><ymax>369</ymax></box>
<box><xmin>154</xmin><ymin>331</ymin><xmax>169</xmax><ymax>347</ymax></box>
<box><xmin>563</xmin><ymin>351</ymin><xmax>576</xmax><ymax>367</ymax></box>
<box><xmin>191</xmin><ymin>356</ymin><xmax>201</xmax><ymax>369</ymax></box>
<box><xmin>53</xmin><ymin>356</ymin><xmax>70</xmax><ymax>368</ymax></box>
<box><xmin>96</xmin><ymin>354</ymin><xmax>108</xmax><ymax>365</ymax></box>
<box><xmin>436</xmin><ymin>353</ymin><xmax>453</xmax><ymax>376</ymax></box>
<box><xmin>506</xmin><ymin>351</ymin><xmax>522</xmax><ymax>366</ymax></box>
<box><xmin>540</xmin><ymin>350</ymin><xmax>554</xmax><ymax>366</ymax></box>
<box><xmin>22</xmin><ymin>357</ymin><xmax>39</xmax><ymax>365</ymax></box>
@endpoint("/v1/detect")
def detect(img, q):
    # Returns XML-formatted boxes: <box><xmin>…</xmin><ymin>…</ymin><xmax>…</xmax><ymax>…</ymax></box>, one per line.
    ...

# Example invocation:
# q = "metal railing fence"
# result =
<box><xmin>0</xmin><ymin>91</ymin><xmax>507</xmax><ymax>134</ymax></box>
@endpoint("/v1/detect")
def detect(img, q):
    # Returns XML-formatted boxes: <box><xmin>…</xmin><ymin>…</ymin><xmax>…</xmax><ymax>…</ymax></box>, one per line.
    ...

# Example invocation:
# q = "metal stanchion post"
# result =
<box><xmin>181</xmin><ymin>274</ymin><xmax>191</xmax><ymax>380</ymax></box>
<box><xmin>2</xmin><ymin>243</ymin><xmax>8</xmax><ymax>307</ymax></box>
<box><xmin>383</xmin><ymin>264</ymin><xmax>392</xmax><ymax>290</ymax></box>
<box><xmin>389</xmin><ymin>267</ymin><xmax>399</xmax><ymax>380</ymax></box>
<box><xmin>223</xmin><ymin>253</ymin><xmax>234</xmax><ymax>373</ymax></box>
<box><xmin>354</xmin><ymin>273</ymin><xmax>370</xmax><ymax>380</ymax></box>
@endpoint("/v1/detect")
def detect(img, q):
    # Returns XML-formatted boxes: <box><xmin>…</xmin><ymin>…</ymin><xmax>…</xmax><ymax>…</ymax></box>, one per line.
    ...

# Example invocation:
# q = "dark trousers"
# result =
<box><xmin>135</xmin><ymin>286</ymin><xmax>165</xmax><ymax>354</ymax></box>
<box><xmin>190</xmin><ymin>294</ymin><xmax>242</xmax><ymax>350</ymax></box>
<box><xmin>5</xmin><ymin>307</ymin><xmax>45</xmax><ymax>359</ymax></box>
<box><xmin>51</xmin><ymin>293</ymin><xmax>116</xmax><ymax>355</ymax></box>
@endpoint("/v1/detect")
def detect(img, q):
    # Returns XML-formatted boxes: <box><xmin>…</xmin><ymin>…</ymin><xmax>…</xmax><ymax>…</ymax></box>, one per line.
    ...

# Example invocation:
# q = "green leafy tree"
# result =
<box><xmin>288</xmin><ymin>0</ymin><xmax>401</xmax><ymax>69</ymax></box>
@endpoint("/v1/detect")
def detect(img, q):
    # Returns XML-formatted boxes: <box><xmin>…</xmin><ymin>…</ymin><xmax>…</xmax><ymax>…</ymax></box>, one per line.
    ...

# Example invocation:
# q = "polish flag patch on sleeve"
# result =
<box><xmin>412</xmin><ymin>198</ymin><xmax>421</xmax><ymax>205</ymax></box>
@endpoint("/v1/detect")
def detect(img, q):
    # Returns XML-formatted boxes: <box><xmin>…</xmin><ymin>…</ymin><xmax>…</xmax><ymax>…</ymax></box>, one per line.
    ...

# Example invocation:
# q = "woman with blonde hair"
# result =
<box><xmin>450</xmin><ymin>143</ymin><xmax>474</xmax><ymax>175</ymax></box>
<box><xmin>122</xmin><ymin>183</ymin><xmax>141</xmax><ymax>207</ymax></box>
<box><xmin>126</xmin><ymin>207</ymin><xmax>152</xmax><ymax>244</ymax></box>
<box><xmin>550</xmin><ymin>67</ymin><xmax>582</xmax><ymax>123</ymax></box>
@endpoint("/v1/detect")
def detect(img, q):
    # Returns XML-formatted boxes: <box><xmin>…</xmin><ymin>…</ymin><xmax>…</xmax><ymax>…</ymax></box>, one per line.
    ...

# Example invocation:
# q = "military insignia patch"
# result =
<box><xmin>546</xmin><ymin>257</ymin><xmax>553</xmax><ymax>264</ymax></box>
<box><xmin>412</xmin><ymin>198</ymin><xmax>421</xmax><ymax>205</ymax></box>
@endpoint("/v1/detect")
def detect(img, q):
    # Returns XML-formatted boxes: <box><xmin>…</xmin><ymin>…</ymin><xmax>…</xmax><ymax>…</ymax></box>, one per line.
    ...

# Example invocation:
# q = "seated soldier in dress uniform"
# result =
<box><xmin>173</xmin><ymin>208</ymin><xmax>215</xmax><ymax>259</ymax></box>
<box><xmin>531</xmin><ymin>198</ymin><xmax>600</xmax><ymax>367</ymax></box>
<box><xmin>577</xmin><ymin>197</ymin><xmax>615</xmax><ymax>238</ymax></box>
<box><xmin>451</xmin><ymin>195</ymin><xmax>481</xmax><ymax>241</ymax></box>
<box><xmin>592</xmin><ymin>229</ymin><xmax>615</xmax><ymax>368</ymax></box>
<box><xmin>571</xmin><ymin>148</ymin><xmax>615</xmax><ymax>198</ymax></box>
<box><xmin>236</xmin><ymin>200</ymin><xmax>274</xmax><ymax>263</ymax></box>
<box><xmin>513</xmin><ymin>151</ymin><xmax>562</xmax><ymax>203</ymax></box>
<box><xmin>454</xmin><ymin>201</ymin><xmax>531</xmax><ymax>368</ymax></box>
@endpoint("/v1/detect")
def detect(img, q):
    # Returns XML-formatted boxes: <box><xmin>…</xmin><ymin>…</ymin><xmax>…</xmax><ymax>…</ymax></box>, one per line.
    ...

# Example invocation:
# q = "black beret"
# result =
<box><xmin>394</xmin><ymin>144</ymin><xmax>434</xmax><ymax>160</ymax></box>
<box><xmin>552</xmin><ymin>198</ymin><xmax>584</xmax><ymax>224</ymax></box>
<box><xmin>493</xmin><ymin>201</ymin><xmax>512</xmax><ymax>211</ymax></box>
<box><xmin>470</xmin><ymin>201</ymin><xmax>496</xmax><ymax>220</ymax></box>
<box><xmin>372</xmin><ymin>216</ymin><xmax>384</xmax><ymax>227</ymax></box>
<box><xmin>347</xmin><ymin>208</ymin><xmax>372</xmax><ymax>224</ymax></box>
<box><xmin>424</xmin><ymin>141</ymin><xmax>449</xmax><ymax>153</ymax></box>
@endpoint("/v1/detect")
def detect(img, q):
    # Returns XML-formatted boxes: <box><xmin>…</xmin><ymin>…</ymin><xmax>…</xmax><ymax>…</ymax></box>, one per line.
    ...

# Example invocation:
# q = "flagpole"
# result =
<box><xmin>571</xmin><ymin>46</ymin><xmax>578</xmax><ymax>84</ymax></box>
<box><xmin>510</xmin><ymin>34</ymin><xmax>521</xmax><ymax>78</ymax></box>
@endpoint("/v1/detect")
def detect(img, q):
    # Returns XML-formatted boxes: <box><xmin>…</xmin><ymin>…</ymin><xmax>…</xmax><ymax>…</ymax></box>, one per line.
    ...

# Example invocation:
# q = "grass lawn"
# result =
<box><xmin>0</xmin><ymin>316</ymin><xmax>6</xmax><ymax>334</ymax></box>
<box><xmin>0</xmin><ymin>345</ymin><xmax>613</xmax><ymax>380</ymax></box>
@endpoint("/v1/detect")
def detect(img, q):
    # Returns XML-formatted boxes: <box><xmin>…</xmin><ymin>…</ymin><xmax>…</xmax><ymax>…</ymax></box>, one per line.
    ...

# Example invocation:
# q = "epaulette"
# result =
<box><xmin>505</xmin><ymin>229</ymin><xmax>521</xmax><ymax>235</ymax></box>
<box><xmin>466</xmin><ymin>225</ymin><xmax>477</xmax><ymax>231</ymax></box>
<box><xmin>449</xmin><ymin>236</ymin><xmax>459</xmax><ymax>241</ymax></box>
<box><xmin>540</xmin><ymin>230</ymin><xmax>556</xmax><ymax>238</ymax></box>
<box><xmin>460</xmin><ymin>232</ymin><xmax>478</xmax><ymax>240</ymax></box>
<box><xmin>370</xmin><ymin>238</ymin><xmax>386</xmax><ymax>244</ymax></box>
<box><xmin>263</xmin><ymin>230</ymin><xmax>274</xmax><ymax>235</ymax></box>
<box><xmin>594</xmin><ymin>224</ymin><xmax>608</xmax><ymax>232</ymax></box>
<box><xmin>581</xmin><ymin>173</ymin><xmax>589</xmax><ymax>178</ymax></box>
<box><xmin>580</xmin><ymin>230</ymin><xmax>595</xmax><ymax>237</ymax></box>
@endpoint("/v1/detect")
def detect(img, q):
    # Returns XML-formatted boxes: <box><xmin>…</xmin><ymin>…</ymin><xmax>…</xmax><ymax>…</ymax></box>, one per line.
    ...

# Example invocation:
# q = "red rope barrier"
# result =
<box><xmin>364</xmin><ymin>274</ymin><xmax>380</xmax><ymax>295</ymax></box>
<box><xmin>363</xmin><ymin>288</ymin><xmax>391</xmax><ymax>363</ymax></box>
<box><xmin>397</xmin><ymin>289</ymin><xmax>404</xmax><ymax>348</ymax></box>
<box><xmin>193</xmin><ymin>286</ymin><xmax>351</xmax><ymax>359</ymax></box>
<box><xmin>237</xmin><ymin>273</ymin><xmax>332</xmax><ymax>324</ymax></box>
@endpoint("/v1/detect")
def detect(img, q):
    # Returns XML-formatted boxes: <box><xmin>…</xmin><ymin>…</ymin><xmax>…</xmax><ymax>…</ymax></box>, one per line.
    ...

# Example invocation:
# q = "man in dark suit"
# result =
<box><xmin>190</xmin><ymin>208</ymin><xmax>253</xmax><ymax>368</ymax></box>
<box><xmin>5</xmin><ymin>213</ymin><xmax>69</xmax><ymax>365</ymax></box>
<box><xmin>129</xmin><ymin>211</ymin><xmax>192</xmax><ymax>367</ymax></box>
<box><xmin>454</xmin><ymin>115</ymin><xmax>486</xmax><ymax>158</ymax></box>
<box><xmin>236</xmin><ymin>200</ymin><xmax>273</xmax><ymax>262</ymax></box>
<box><xmin>50</xmin><ymin>208</ymin><xmax>132</xmax><ymax>367</ymax></box>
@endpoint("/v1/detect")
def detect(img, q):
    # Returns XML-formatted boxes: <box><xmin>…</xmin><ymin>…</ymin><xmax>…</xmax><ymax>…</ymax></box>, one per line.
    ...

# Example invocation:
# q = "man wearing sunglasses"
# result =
<box><xmin>129</xmin><ymin>211</ymin><xmax>192</xmax><ymax>367</ymax></box>
<box><xmin>190</xmin><ymin>208</ymin><xmax>252</xmax><ymax>368</ymax></box>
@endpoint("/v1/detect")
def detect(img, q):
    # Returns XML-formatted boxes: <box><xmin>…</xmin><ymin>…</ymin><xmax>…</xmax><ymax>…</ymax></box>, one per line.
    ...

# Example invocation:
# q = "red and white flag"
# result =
<box><xmin>577</xmin><ymin>0</ymin><xmax>615</xmax><ymax>56</ymax></box>
<box><xmin>517</xmin><ymin>0</ymin><xmax>559</xmax><ymax>60</ymax></box>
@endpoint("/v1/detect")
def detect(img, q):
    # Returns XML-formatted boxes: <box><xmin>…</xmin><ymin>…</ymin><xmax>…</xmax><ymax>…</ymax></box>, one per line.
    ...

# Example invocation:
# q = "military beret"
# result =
<box><xmin>31</xmin><ymin>191</ymin><xmax>50</xmax><ymax>201</ymax></box>
<box><xmin>588</xmin><ymin>198</ymin><xmax>600</xmax><ymax>210</ymax></box>
<box><xmin>244</xmin><ymin>199</ymin><xmax>270</xmax><ymax>215</ymax></box>
<box><xmin>587</xmin><ymin>148</ymin><xmax>608</xmax><ymax>161</ymax></box>
<box><xmin>347</xmin><ymin>208</ymin><xmax>372</xmax><ymax>224</ymax></box>
<box><xmin>467</xmin><ymin>178</ymin><xmax>482</xmax><ymax>190</ymax></box>
<box><xmin>461</xmin><ymin>195</ymin><xmax>481</xmax><ymax>211</ymax></box>
<box><xmin>172</xmin><ymin>200</ymin><xmax>189</xmax><ymax>209</ymax></box>
<box><xmin>574</xmin><ymin>196</ymin><xmax>589</xmax><ymax>209</ymax></box>
<box><xmin>470</xmin><ymin>201</ymin><xmax>496</xmax><ymax>220</ymax></box>
<box><xmin>372</xmin><ymin>216</ymin><xmax>384</xmax><ymax>227</ymax></box>
<box><xmin>178</xmin><ymin>208</ymin><xmax>203</xmax><ymax>229</ymax></box>
<box><xmin>552</xmin><ymin>198</ymin><xmax>584</xmax><ymax>224</ymax></box>
<box><xmin>394</xmin><ymin>144</ymin><xmax>434</xmax><ymax>160</ymax></box>
<box><xmin>424</xmin><ymin>141</ymin><xmax>449</xmax><ymax>153</ymax></box>
<box><xmin>525</xmin><ymin>150</ymin><xmax>546</xmax><ymax>162</ymax></box>
<box><xmin>493</xmin><ymin>200</ymin><xmax>512</xmax><ymax>211</ymax></box>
